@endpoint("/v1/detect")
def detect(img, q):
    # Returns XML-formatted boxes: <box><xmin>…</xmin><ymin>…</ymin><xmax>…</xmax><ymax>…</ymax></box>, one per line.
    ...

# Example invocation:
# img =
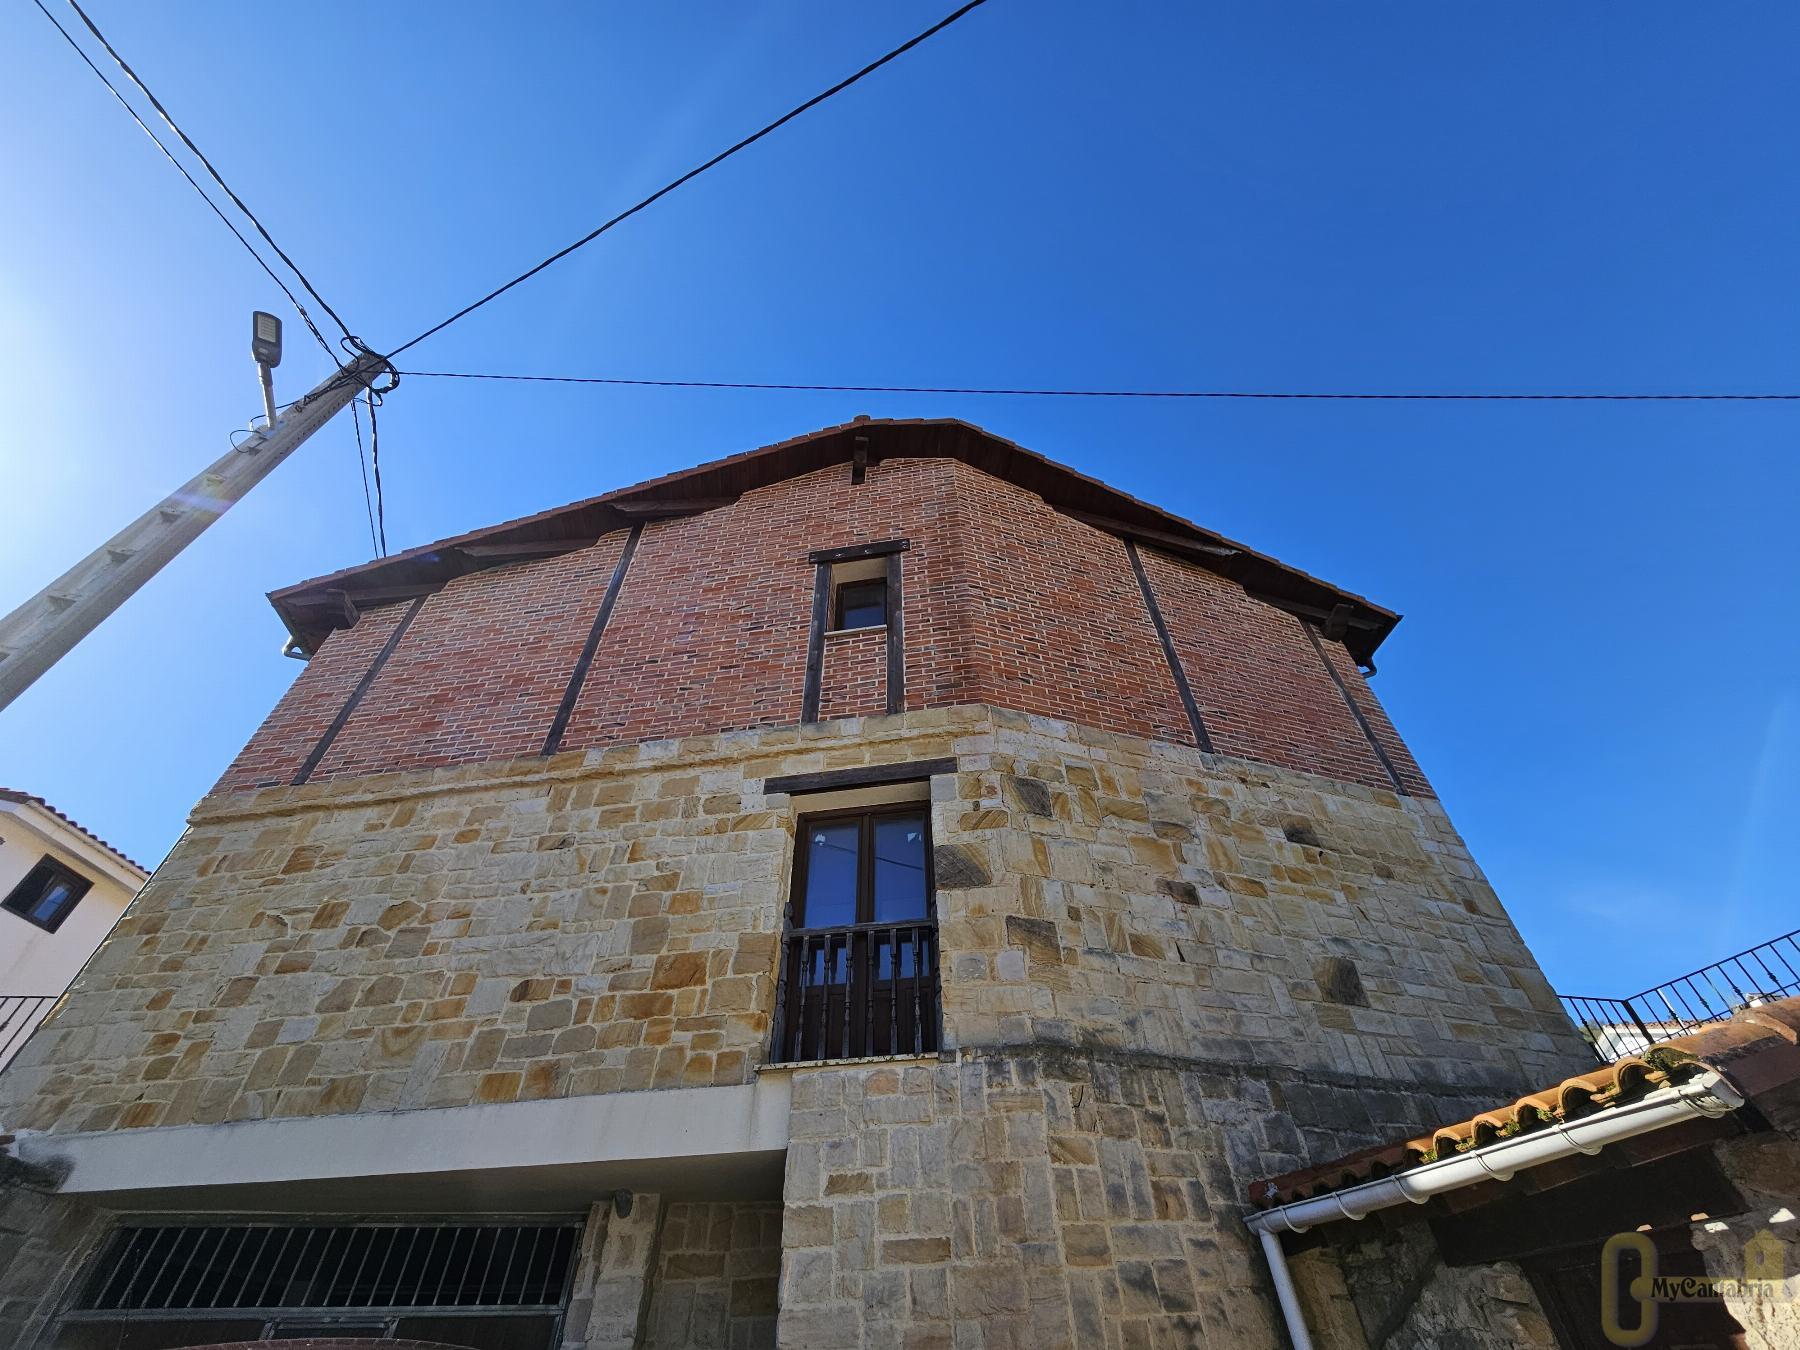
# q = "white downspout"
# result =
<box><xmin>1245</xmin><ymin>1070</ymin><xmax>1743</xmax><ymax>1350</ymax></box>
<box><xmin>1259</xmin><ymin>1226</ymin><xmax>1317</xmax><ymax>1350</ymax></box>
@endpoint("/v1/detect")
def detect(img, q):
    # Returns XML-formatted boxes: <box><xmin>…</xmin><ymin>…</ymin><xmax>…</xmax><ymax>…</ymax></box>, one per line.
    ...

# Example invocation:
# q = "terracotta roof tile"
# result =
<box><xmin>0</xmin><ymin>789</ymin><xmax>149</xmax><ymax>877</ymax></box>
<box><xmin>1249</xmin><ymin>995</ymin><xmax>1800</xmax><ymax>1210</ymax></box>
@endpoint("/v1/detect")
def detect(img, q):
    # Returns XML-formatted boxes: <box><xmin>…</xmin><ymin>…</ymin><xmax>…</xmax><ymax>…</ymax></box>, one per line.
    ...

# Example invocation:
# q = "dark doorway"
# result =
<box><xmin>1525</xmin><ymin>1228</ymin><xmax>1748</xmax><ymax>1350</ymax></box>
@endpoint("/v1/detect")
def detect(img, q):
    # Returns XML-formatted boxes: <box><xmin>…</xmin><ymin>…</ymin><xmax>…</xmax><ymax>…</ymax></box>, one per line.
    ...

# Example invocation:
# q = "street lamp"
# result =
<box><xmin>251</xmin><ymin>310</ymin><xmax>282</xmax><ymax>430</ymax></box>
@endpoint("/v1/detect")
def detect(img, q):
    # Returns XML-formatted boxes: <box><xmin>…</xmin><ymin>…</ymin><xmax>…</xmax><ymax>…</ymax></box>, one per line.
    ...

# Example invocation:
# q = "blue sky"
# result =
<box><xmin>1</xmin><ymin>2</ymin><xmax>1794</xmax><ymax>998</ymax></box>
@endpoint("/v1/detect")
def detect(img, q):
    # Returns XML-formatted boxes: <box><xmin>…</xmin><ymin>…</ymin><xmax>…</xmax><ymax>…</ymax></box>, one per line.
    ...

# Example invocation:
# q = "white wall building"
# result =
<box><xmin>0</xmin><ymin>790</ymin><xmax>146</xmax><ymax>1069</ymax></box>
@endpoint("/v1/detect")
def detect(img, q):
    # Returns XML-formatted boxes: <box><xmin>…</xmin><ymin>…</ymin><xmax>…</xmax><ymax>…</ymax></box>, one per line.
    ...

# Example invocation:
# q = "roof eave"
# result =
<box><xmin>269</xmin><ymin>419</ymin><xmax>1400</xmax><ymax>663</ymax></box>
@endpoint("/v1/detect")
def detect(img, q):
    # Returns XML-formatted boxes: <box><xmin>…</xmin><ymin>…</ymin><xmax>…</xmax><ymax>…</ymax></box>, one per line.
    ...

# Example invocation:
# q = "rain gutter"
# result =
<box><xmin>1244</xmin><ymin>1070</ymin><xmax>1745</xmax><ymax>1350</ymax></box>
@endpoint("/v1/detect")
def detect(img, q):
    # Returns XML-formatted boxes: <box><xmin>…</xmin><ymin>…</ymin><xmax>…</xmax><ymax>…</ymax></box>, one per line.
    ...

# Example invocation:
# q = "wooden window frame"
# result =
<box><xmin>2</xmin><ymin>856</ymin><xmax>94</xmax><ymax>933</ymax></box>
<box><xmin>789</xmin><ymin>803</ymin><xmax>935</xmax><ymax>932</ymax></box>
<box><xmin>832</xmin><ymin>578</ymin><xmax>888</xmax><ymax>632</ymax></box>
<box><xmin>773</xmin><ymin>803</ymin><xmax>942</xmax><ymax>1063</ymax></box>
<box><xmin>802</xmin><ymin>540</ymin><xmax>908</xmax><ymax>722</ymax></box>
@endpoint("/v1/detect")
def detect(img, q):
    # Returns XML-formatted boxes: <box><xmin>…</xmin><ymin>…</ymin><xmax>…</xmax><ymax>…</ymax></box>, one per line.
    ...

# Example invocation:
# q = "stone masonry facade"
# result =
<box><xmin>1</xmin><ymin>706</ymin><xmax>1574</xmax><ymax>1139</ymax></box>
<box><xmin>0</xmin><ymin>432</ymin><xmax>1595</xmax><ymax>1347</ymax></box>
<box><xmin>0</xmin><ymin>702</ymin><xmax>1586</xmax><ymax>1348</ymax></box>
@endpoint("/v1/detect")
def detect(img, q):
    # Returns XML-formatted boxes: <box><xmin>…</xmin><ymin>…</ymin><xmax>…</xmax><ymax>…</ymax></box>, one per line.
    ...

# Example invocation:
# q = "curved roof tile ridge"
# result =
<box><xmin>0</xmin><ymin>788</ymin><xmax>149</xmax><ymax>877</ymax></box>
<box><xmin>1249</xmin><ymin>994</ymin><xmax>1800</xmax><ymax>1209</ymax></box>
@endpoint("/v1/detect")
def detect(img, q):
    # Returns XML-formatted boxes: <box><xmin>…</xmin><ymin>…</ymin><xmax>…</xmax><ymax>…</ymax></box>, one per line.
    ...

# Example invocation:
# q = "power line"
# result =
<box><xmin>385</xmin><ymin>0</ymin><xmax>992</xmax><ymax>361</ymax></box>
<box><xmin>61</xmin><ymin>0</ymin><xmax>356</xmax><ymax>349</ymax></box>
<box><xmin>36</xmin><ymin>0</ymin><xmax>391</xmax><ymax>551</ymax></box>
<box><xmin>365</xmin><ymin>389</ymin><xmax>389</xmax><ymax>557</ymax></box>
<box><xmin>349</xmin><ymin>398</ymin><xmax>380</xmax><ymax>557</ymax></box>
<box><xmin>397</xmin><ymin>370</ymin><xmax>1800</xmax><ymax>401</ymax></box>
<box><xmin>28</xmin><ymin>0</ymin><xmax>336</xmax><ymax>356</ymax></box>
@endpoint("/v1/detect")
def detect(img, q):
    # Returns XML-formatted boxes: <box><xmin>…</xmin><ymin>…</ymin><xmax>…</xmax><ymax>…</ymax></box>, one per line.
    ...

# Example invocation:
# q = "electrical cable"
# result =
<box><xmin>365</xmin><ymin>389</ymin><xmax>389</xmax><ymax>557</ymax></box>
<box><xmin>396</xmin><ymin>370</ymin><xmax>1800</xmax><ymax>401</ymax></box>
<box><xmin>384</xmin><ymin>0</ymin><xmax>992</xmax><ymax>361</ymax></box>
<box><xmin>61</xmin><ymin>0</ymin><xmax>356</xmax><ymax>348</ymax></box>
<box><xmin>349</xmin><ymin>398</ymin><xmax>381</xmax><ymax>558</ymax></box>
<box><xmin>28</xmin><ymin>0</ymin><xmax>337</xmax><ymax>357</ymax></box>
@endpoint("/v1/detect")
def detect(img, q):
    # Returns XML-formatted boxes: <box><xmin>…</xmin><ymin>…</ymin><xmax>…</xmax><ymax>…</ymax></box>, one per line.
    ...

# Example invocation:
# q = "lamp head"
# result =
<box><xmin>251</xmin><ymin>310</ymin><xmax>283</xmax><ymax>368</ymax></box>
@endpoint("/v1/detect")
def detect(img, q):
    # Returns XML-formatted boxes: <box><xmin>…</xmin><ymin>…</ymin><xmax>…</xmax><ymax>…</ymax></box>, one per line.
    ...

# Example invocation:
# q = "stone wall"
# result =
<box><xmin>0</xmin><ymin>1181</ymin><xmax>107</xmax><ymax>1350</ymax></box>
<box><xmin>0</xmin><ymin>700</ymin><xmax>1592</xmax><ymax>1349</ymax></box>
<box><xmin>643</xmin><ymin>1202</ymin><xmax>781</xmax><ymax>1350</ymax></box>
<box><xmin>936</xmin><ymin>710</ymin><xmax>1581</xmax><ymax>1092</ymax></box>
<box><xmin>774</xmin><ymin>1047</ymin><xmax>1561</xmax><ymax>1350</ymax></box>
<box><xmin>0</xmin><ymin>705</ymin><xmax>1580</xmax><ymax>1140</ymax></box>
<box><xmin>1692</xmin><ymin>1133</ymin><xmax>1800</xmax><ymax>1349</ymax></box>
<box><xmin>2</xmin><ymin>706</ymin><xmax>1578</xmax><ymax>1138</ymax></box>
<box><xmin>1322</xmin><ymin>1226</ymin><xmax>1555</xmax><ymax>1350</ymax></box>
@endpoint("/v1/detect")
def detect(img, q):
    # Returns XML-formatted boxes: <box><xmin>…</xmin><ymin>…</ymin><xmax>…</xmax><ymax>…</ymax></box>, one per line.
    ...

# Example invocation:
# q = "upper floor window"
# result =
<box><xmin>775</xmin><ymin>804</ymin><xmax>940</xmax><ymax>1063</ymax></box>
<box><xmin>834</xmin><ymin>578</ymin><xmax>888</xmax><ymax>631</ymax></box>
<box><xmin>796</xmin><ymin>806</ymin><xmax>930</xmax><ymax>928</ymax></box>
<box><xmin>3</xmin><ymin>857</ymin><xmax>93</xmax><ymax>933</ymax></box>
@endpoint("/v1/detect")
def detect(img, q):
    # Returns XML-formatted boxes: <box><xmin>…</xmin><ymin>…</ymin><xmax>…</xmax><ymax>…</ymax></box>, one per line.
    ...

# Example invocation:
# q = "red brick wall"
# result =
<box><xmin>1136</xmin><ymin>548</ymin><xmax>1405</xmax><ymax>794</ymax></box>
<box><xmin>958</xmin><ymin>467</ymin><xmax>1192</xmax><ymax>747</ymax></box>
<box><xmin>216</xmin><ymin>457</ymin><xmax>1436</xmax><ymax>799</ymax></box>
<box><xmin>306</xmin><ymin>533</ymin><xmax>628</xmax><ymax>782</ymax></box>
<box><xmin>817</xmin><ymin>627</ymin><xmax>889</xmax><ymax>722</ymax></box>
<box><xmin>212</xmin><ymin>601</ymin><xmax>411</xmax><ymax>792</ymax></box>
<box><xmin>557</xmin><ymin>458</ymin><xmax>977</xmax><ymax>749</ymax></box>
<box><xmin>1314</xmin><ymin>628</ymin><xmax>1433</xmax><ymax>796</ymax></box>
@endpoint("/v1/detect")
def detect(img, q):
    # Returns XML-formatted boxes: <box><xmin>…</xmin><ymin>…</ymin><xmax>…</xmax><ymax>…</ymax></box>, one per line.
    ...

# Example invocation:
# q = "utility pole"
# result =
<box><xmin>0</xmin><ymin>345</ymin><xmax>391</xmax><ymax>713</ymax></box>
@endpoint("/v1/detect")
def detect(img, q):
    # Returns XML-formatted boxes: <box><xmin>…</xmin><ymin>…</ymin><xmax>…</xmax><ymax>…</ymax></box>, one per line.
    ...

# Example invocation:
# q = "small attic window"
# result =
<box><xmin>826</xmin><ymin>554</ymin><xmax>890</xmax><ymax>631</ymax></box>
<box><xmin>836</xmin><ymin>579</ymin><xmax>887</xmax><ymax>630</ymax></box>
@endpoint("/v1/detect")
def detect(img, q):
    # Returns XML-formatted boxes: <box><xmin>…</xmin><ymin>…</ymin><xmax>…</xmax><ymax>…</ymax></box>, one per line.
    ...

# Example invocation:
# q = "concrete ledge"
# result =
<box><xmin>17</xmin><ymin>1078</ymin><xmax>790</xmax><ymax>1212</ymax></box>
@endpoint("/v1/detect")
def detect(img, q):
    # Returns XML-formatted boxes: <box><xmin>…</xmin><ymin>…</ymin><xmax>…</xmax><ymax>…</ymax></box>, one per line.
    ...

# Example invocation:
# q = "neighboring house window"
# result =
<box><xmin>771</xmin><ymin>806</ymin><xmax>940</xmax><ymax>1062</ymax></box>
<box><xmin>2</xmin><ymin>857</ymin><xmax>93</xmax><ymax>933</ymax></box>
<box><xmin>834</xmin><ymin>577</ymin><xmax>888</xmax><ymax>630</ymax></box>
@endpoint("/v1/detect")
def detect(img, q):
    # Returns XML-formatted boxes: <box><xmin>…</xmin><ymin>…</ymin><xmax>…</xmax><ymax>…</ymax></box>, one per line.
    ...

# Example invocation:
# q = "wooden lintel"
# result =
<box><xmin>808</xmin><ymin>538</ymin><xmax>911</xmax><ymax>566</ymax></box>
<box><xmin>765</xmin><ymin>757</ymin><xmax>957</xmax><ymax>796</ymax></box>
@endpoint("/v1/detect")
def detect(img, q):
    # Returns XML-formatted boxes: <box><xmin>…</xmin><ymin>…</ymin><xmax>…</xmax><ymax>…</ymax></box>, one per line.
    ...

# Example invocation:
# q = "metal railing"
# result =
<box><xmin>0</xmin><ymin>994</ymin><xmax>56</xmax><ymax>1069</ymax></box>
<box><xmin>73</xmin><ymin>1221</ymin><xmax>581</xmax><ymax>1317</ymax></box>
<box><xmin>769</xmin><ymin>920</ymin><xmax>941</xmax><ymax>1063</ymax></box>
<box><xmin>1559</xmin><ymin>929</ymin><xmax>1800</xmax><ymax>1061</ymax></box>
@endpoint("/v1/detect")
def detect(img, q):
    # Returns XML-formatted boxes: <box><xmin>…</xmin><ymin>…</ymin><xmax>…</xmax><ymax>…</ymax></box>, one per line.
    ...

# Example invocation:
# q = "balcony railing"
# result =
<box><xmin>769</xmin><ymin>921</ymin><xmax>941</xmax><ymax>1063</ymax></box>
<box><xmin>0</xmin><ymin>993</ymin><xmax>57</xmax><ymax>1069</ymax></box>
<box><xmin>1559</xmin><ymin>928</ymin><xmax>1800</xmax><ymax>1062</ymax></box>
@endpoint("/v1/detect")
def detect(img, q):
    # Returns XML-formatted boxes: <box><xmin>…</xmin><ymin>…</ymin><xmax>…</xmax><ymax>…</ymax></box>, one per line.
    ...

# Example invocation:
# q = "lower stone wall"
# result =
<box><xmin>644</xmin><ymin>1202</ymin><xmax>781</xmax><ymax>1350</ymax></box>
<box><xmin>1692</xmin><ymin>1133</ymin><xmax>1800</xmax><ymax>1349</ymax></box>
<box><xmin>1329</xmin><ymin>1226</ymin><xmax>1554</xmax><ymax>1350</ymax></box>
<box><xmin>775</xmin><ymin>1047</ymin><xmax>1520</xmax><ymax>1350</ymax></box>
<box><xmin>1</xmin><ymin>703</ymin><xmax>1587</xmax><ymax>1143</ymax></box>
<box><xmin>0</xmin><ymin>1181</ymin><xmax>108</xmax><ymax>1350</ymax></box>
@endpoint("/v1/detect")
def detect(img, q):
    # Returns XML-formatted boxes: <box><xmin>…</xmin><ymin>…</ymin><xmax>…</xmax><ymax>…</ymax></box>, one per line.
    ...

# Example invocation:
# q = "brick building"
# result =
<box><xmin>2</xmin><ymin>416</ymin><xmax>1769</xmax><ymax>1348</ymax></box>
